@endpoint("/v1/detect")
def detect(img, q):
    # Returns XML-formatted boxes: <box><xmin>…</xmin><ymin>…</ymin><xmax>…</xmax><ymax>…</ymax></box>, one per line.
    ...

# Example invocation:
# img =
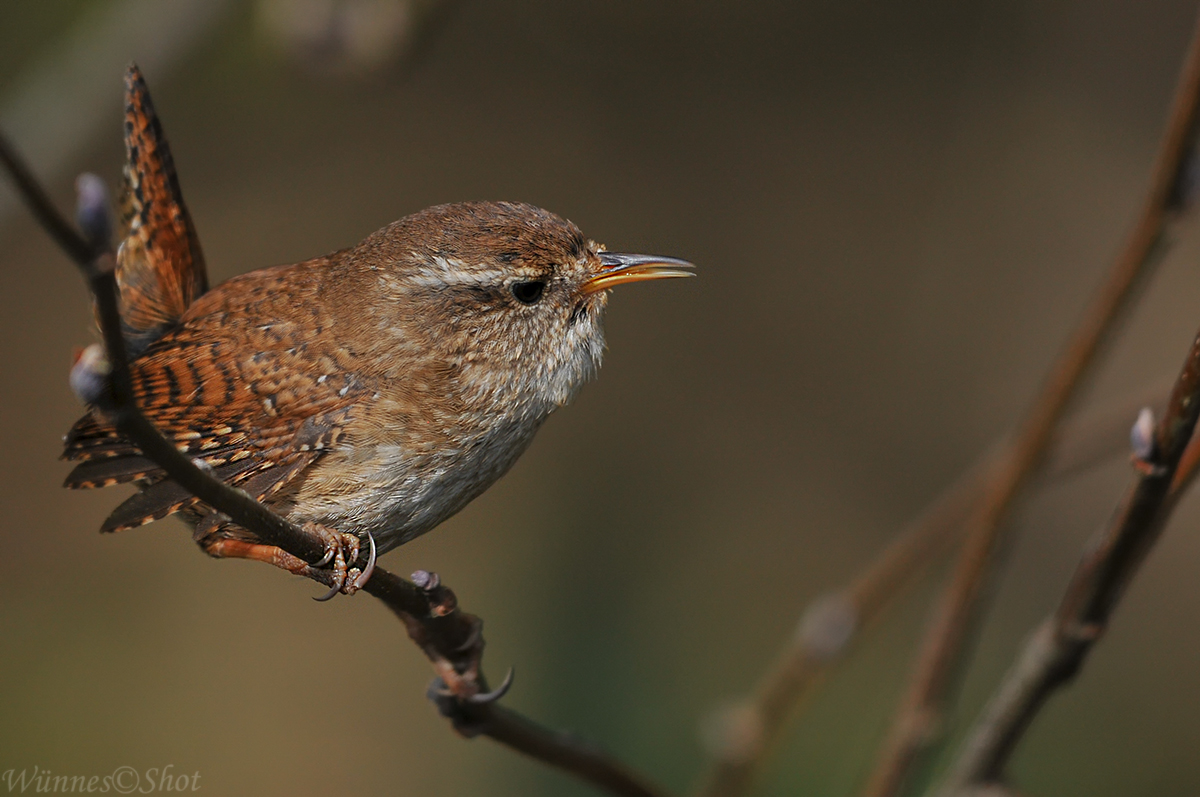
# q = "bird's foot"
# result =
<box><xmin>427</xmin><ymin>669</ymin><xmax>516</xmax><ymax>737</ymax></box>
<box><xmin>309</xmin><ymin>524</ymin><xmax>377</xmax><ymax>601</ymax></box>
<box><xmin>200</xmin><ymin>525</ymin><xmax>376</xmax><ymax>599</ymax></box>
<box><xmin>428</xmin><ymin>668</ymin><xmax>515</xmax><ymax>704</ymax></box>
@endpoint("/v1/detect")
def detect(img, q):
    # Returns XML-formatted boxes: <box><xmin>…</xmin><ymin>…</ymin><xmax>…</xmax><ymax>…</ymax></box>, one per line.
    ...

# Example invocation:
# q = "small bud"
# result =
<box><xmin>69</xmin><ymin>343</ymin><xmax>111</xmax><ymax>406</ymax></box>
<box><xmin>796</xmin><ymin>592</ymin><xmax>857</xmax><ymax>661</ymax></box>
<box><xmin>411</xmin><ymin>569</ymin><xmax>439</xmax><ymax>590</ymax></box>
<box><xmin>699</xmin><ymin>699</ymin><xmax>763</xmax><ymax>764</ymax></box>
<box><xmin>1130</xmin><ymin>406</ymin><xmax>1156</xmax><ymax>461</ymax></box>
<box><xmin>74</xmin><ymin>173</ymin><xmax>112</xmax><ymax>252</ymax></box>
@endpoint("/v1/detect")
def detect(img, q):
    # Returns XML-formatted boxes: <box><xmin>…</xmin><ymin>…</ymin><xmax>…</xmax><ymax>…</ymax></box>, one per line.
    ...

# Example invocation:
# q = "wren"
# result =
<box><xmin>63</xmin><ymin>67</ymin><xmax>693</xmax><ymax>586</ymax></box>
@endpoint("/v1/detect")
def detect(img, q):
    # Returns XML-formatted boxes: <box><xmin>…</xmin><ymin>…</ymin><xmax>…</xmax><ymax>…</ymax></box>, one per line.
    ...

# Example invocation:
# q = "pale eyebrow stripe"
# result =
<box><xmin>404</xmin><ymin>256</ymin><xmax>536</xmax><ymax>290</ymax></box>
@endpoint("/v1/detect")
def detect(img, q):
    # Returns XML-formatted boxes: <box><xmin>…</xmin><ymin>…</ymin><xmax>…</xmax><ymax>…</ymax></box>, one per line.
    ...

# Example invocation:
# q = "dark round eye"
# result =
<box><xmin>511</xmin><ymin>280</ymin><xmax>546</xmax><ymax>304</ymax></box>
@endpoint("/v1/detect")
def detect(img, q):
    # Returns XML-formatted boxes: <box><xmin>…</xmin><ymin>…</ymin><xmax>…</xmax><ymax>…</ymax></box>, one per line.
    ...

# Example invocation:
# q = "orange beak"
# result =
<box><xmin>582</xmin><ymin>252</ymin><xmax>696</xmax><ymax>295</ymax></box>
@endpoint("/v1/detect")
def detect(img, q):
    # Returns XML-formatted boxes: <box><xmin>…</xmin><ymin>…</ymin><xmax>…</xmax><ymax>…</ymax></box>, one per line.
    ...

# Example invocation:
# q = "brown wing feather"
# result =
<box><xmin>101</xmin><ymin>479</ymin><xmax>200</xmax><ymax>533</ymax></box>
<box><xmin>64</xmin><ymin>261</ymin><xmax>368</xmax><ymax>535</ymax></box>
<box><xmin>64</xmin><ymin>454</ymin><xmax>159</xmax><ymax>489</ymax></box>
<box><xmin>114</xmin><ymin>64</ymin><xmax>208</xmax><ymax>356</ymax></box>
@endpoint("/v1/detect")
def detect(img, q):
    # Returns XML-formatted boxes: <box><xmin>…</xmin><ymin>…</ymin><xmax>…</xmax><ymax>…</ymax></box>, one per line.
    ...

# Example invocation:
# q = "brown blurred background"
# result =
<box><xmin>4</xmin><ymin>1</ymin><xmax>1200</xmax><ymax>795</ymax></box>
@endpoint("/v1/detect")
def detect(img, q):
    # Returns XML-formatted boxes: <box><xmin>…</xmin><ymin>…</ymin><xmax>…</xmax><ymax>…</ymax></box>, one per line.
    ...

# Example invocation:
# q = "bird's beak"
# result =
<box><xmin>582</xmin><ymin>252</ymin><xmax>696</xmax><ymax>295</ymax></box>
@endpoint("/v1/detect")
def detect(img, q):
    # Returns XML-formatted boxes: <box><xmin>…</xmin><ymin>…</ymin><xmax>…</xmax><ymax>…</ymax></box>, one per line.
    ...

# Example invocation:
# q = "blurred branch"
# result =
<box><xmin>0</xmin><ymin>131</ymin><xmax>93</xmax><ymax>264</ymax></box>
<box><xmin>1042</xmin><ymin>379</ymin><xmax>1172</xmax><ymax>482</ymax></box>
<box><xmin>0</xmin><ymin>0</ymin><xmax>235</xmax><ymax>230</ymax></box>
<box><xmin>861</xmin><ymin>8</ymin><xmax>1200</xmax><ymax>793</ymax></box>
<box><xmin>255</xmin><ymin>0</ymin><xmax>463</xmax><ymax>79</ymax></box>
<box><xmin>693</xmin><ymin>375</ymin><xmax>1169</xmax><ymax>797</ymax></box>
<box><xmin>696</xmin><ymin>465</ymin><xmax>980</xmax><ymax>797</ymax></box>
<box><xmin>0</xmin><ymin>131</ymin><xmax>672</xmax><ymax>797</ymax></box>
<box><xmin>936</xmin><ymin>327</ymin><xmax>1200</xmax><ymax>796</ymax></box>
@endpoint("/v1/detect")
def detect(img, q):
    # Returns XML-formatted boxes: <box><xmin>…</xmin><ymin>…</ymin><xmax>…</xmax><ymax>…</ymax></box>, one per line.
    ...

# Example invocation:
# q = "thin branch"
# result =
<box><xmin>439</xmin><ymin>702</ymin><xmax>668</xmax><ymax>797</ymax></box>
<box><xmin>937</xmin><ymin>325</ymin><xmax>1200</xmax><ymax>795</ymax></box>
<box><xmin>0</xmin><ymin>132</ymin><xmax>92</xmax><ymax>264</ymax></box>
<box><xmin>862</xmin><ymin>10</ymin><xmax>1200</xmax><ymax>793</ymax></box>
<box><xmin>696</xmin><ymin>465</ymin><xmax>981</xmax><ymax>797</ymax></box>
<box><xmin>1167</xmin><ymin>424</ymin><xmax>1200</xmax><ymax>498</ymax></box>
<box><xmin>693</xmin><ymin>377</ymin><xmax>1167</xmax><ymax>797</ymax></box>
<box><xmin>1</xmin><ymin>132</ymin><xmax>672</xmax><ymax>797</ymax></box>
<box><xmin>0</xmin><ymin>0</ymin><xmax>235</xmax><ymax>230</ymax></box>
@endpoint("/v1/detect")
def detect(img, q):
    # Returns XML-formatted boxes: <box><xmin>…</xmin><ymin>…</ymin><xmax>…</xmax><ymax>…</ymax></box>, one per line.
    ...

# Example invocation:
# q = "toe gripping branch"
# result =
<box><xmin>309</xmin><ymin>524</ymin><xmax>378</xmax><ymax>601</ymax></box>
<box><xmin>275</xmin><ymin>521</ymin><xmax>513</xmax><ymax>726</ymax></box>
<box><xmin>405</xmin><ymin>569</ymin><xmax>514</xmax><ymax>736</ymax></box>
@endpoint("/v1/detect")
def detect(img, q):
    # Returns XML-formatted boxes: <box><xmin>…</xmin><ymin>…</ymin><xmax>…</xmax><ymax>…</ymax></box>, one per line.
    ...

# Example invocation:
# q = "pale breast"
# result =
<box><xmin>284</xmin><ymin>398</ymin><xmax>545</xmax><ymax>553</ymax></box>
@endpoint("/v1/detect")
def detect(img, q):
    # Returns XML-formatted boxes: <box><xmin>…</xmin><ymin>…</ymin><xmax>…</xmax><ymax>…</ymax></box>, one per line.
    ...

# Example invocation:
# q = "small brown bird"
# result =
<box><xmin>63</xmin><ymin>67</ymin><xmax>692</xmax><ymax>590</ymax></box>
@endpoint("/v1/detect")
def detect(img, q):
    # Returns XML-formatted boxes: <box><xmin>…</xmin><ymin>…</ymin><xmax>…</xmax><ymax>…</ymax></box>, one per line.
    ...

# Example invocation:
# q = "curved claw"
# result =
<box><xmin>312</xmin><ymin>546</ymin><xmax>336</xmax><ymax>569</ymax></box>
<box><xmin>313</xmin><ymin>566</ymin><xmax>347</xmax><ymax>601</ymax></box>
<box><xmin>353</xmin><ymin>531</ymin><xmax>377</xmax><ymax>591</ymax></box>
<box><xmin>466</xmin><ymin>668</ymin><xmax>515</xmax><ymax>704</ymax></box>
<box><xmin>313</xmin><ymin>582</ymin><xmax>342</xmax><ymax>602</ymax></box>
<box><xmin>312</xmin><ymin>532</ymin><xmax>374</xmax><ymax>600</ymax></box>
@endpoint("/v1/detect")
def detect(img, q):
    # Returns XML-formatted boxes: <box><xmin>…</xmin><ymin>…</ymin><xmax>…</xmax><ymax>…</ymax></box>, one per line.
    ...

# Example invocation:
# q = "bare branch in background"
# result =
<box><xmin>256</xmin><ymin>0</ymin><xmax>462</xmax><ymax>78</ymax></box>
<box><xmin>694</xmin><ymin>366</ymin><xmax>1171</xmax><ymax>797</ymax></box>
<box><xmin>937</xmin><ymin>331</ymin><xmax>1200</xmax><ymax>796</ymax></box>
<box><xmin>860</xmin><ymin>7</ymin><xmax>1200</xmax><ymax>793</ymax></box>
<box><xmin>696</xmin><ymin>465</ymin><xmax>979</xmax><ymax>797</ymax></box>
<box><xmin>0</xmin><ymin>0</ymin><xmax>235</xmax><ymax>229</ymax></box>
<box><xmin>0</xmin><ymin>0</ymin><xmax>458</xmax><ymax>232</ymax></box>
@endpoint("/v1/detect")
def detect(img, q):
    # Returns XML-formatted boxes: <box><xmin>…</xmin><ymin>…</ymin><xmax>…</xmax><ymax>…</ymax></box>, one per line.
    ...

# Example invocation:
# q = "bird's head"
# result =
<box><xmin>354</xmin><ymin>201</ymin><xmax>693</xmax><ymax>418</ymax></box>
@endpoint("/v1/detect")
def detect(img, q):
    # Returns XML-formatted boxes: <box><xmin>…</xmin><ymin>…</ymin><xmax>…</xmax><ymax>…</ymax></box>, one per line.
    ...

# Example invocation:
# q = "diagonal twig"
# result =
<box><xmin>695</xmin><ymin>464</ymin><xmax>981</xmax><ymax>797</ymax></box>
<box><xmin>694</xmin><ymin>375</ymin><xmax>1170</xmax><ymax>797</ymax></box>
<box><xmin>936</xmin><ymin>328</ymin><xmax>1200</xmax><ymax>796</ymax></box>
<box><xmin>861</xmin><ymin>9</ymin><xmax>1200</xmax><ymax>795</ymax></box>
<box><xmin>0</xmin><ymin>130</ymin><xmax>672</xmax><ymax>797</ymax></box>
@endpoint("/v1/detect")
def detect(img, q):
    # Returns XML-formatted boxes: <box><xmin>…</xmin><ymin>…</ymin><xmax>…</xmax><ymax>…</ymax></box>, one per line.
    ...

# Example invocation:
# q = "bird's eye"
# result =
<box><xmin>511</xmin><ymin>280</ymin><xmax>546</xmax><ymax>304</ymax></box>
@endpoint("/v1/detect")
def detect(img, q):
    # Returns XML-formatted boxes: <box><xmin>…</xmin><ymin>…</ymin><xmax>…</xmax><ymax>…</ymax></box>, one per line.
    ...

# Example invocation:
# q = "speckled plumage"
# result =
<box><xmin>66</xmin><ymin>200</ymin><xmax>618</xmax><ymax>555</ymax></box>
<box><xmin>62</xmin><ymin>66</ymin><xmax>691</xmax><ymax>564</ymax></box>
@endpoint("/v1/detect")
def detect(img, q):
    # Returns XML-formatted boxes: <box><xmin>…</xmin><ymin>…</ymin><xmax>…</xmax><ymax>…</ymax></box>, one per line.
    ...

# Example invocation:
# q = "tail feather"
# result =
<box><xmin>88</xmin><ymin>454</ymin><xmax>290</xmax><ymax>533</ymax></box>
<box><xmin>95</xmin><ymin>455</ymin><xmax>266</xmax><ymax>532</ymax></box>
<box><xmin>60</xmin><ymin>66</ymin><xmax>328</xmax><ymax>541</ymax></box>
<box><xmin>64</xmin><ymin>455</ymin><xmax>159</xmax><ymax>489</ymax></box>
<box><xmin>114</xmin><ymin>63</ymin><xmax>208</xmax><ymax>355</ymax></box>
<box><xmin>102</xmin><ymin>479</ymin><xmax>198</xmax><ymax>533</ymax></box>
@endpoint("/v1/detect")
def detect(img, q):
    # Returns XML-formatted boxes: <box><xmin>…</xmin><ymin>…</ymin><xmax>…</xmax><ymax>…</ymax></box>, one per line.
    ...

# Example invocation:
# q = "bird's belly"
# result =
<box><xmin>286</xmin><ymin>419</ymin><xmax>541</xmax><ymax>552</ymax></box>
